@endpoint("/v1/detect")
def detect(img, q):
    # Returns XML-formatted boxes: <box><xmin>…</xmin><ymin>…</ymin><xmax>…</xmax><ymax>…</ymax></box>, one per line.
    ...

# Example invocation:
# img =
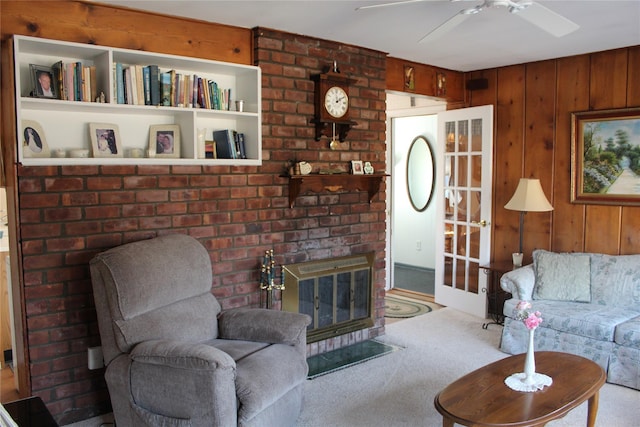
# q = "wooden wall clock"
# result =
<box><xmin>311</xmin><ymin>69</ymin><xmax>357</xmax><ymax>142</ymax></box>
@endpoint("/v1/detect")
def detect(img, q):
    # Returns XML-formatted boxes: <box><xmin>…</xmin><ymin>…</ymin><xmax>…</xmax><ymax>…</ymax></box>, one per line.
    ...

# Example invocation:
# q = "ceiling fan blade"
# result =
<box><xmin>419</xmin><ymin>12</ymin><xmax>471</xmax><ymax>43</ymax></box>
<box><xmin>515</xmin><ymin>2</ymin><xmax>579</xmax><ymax>37</ymax></box>
<box><xmin>356</xmin><ymin>0</ymin><xmax>431</xmax><ymax>11</ymax></box>
<box><xmin>356</xmin><ymin>0</ymin><xmax>473</xmax><ymax>11</ymax></box>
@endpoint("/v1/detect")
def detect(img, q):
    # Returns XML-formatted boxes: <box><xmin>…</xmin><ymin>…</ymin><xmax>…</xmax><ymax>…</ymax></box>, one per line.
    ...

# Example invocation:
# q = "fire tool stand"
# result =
<box><xmin>259</xmin><ymin>249</ymin><xmax>285</xmax><ymax>309</ymax></box>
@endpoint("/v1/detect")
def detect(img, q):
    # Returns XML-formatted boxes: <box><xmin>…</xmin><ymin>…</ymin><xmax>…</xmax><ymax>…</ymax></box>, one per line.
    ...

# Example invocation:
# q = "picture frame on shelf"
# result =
<box><xmin>571</xmin><ymin>107</ymin><xmax>640</xmax><ymax>206</ymax></box>
<box><xmin>89</xmin><ymin>123</ymin><xmax>123</xmax><ymax>157</ymax></box>
<box><xmin>204</xmin><ymin>140</ymin><xmax>217</xmax><ymax>159</ymax></box>
<box><xmin>351</xmin><ymin>160</ymin><xmax>364</xmax><ymax>175</ymax></box>
<box><xmin>29</xmin><ymin>64</ymin><xmax>57</xmax><ymax>99</ymax></box>
<box><xmin>149</xmin><ymin>125</ymin><xmax>181</xmax><ymax>158</ymax></box>
<box><xmin>22</xmin><ymin>120</ymin><xmax>50</xmax><ymax>158</ymax></box>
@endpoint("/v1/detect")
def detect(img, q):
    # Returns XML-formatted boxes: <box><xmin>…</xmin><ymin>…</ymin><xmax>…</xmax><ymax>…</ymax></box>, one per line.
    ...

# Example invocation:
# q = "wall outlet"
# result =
<box><xmin>416</xmin><ymin>240</ymin><xmax>422</xmax><ymax>251</ymax></box>
<box><xmin>88</xmin><ymin>346</ymin><xmax>104</xmax><ymax>370</ymax></box>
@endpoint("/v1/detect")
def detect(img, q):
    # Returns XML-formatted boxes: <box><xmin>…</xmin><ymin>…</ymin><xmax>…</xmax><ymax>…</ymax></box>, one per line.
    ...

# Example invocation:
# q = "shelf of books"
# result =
<box><xmin>13</xmin><ymin>35</ymin><xmax>262</xmax><ymax>166</ymax></box>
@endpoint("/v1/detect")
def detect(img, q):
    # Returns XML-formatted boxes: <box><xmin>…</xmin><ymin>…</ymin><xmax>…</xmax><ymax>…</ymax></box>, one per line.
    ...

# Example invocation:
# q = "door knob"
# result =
<box><xmin>472</xmin><ymin>220</ymin><xmax>487</xmax><ymax>227</ymax></box>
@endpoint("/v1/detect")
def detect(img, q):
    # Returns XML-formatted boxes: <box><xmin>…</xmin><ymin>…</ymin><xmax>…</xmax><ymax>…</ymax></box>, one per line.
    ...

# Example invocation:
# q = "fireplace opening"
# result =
<box><xmin>282</xmin><ymin>252</ymin><xmax>375</xmax><ymax>343</ymax></box>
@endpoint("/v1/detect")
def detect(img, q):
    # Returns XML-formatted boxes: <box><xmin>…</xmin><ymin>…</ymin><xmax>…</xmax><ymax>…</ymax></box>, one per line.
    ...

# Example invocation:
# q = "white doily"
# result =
<box><xmin>505</xmin><ymin>372</ymin><xmax>553</xmax><ymax>392</ymax></box>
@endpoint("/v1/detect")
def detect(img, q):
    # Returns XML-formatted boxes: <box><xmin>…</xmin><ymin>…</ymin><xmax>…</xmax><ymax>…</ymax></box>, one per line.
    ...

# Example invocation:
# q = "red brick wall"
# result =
<box><xmin>15</xmin><ymin>29</ymin><xmax>388</xmax><ymax>423</ymax></box>
<box><xmin>254</xmin><ymin>28</ymin><xmax>388</xmax><ymax>356</ymax></box>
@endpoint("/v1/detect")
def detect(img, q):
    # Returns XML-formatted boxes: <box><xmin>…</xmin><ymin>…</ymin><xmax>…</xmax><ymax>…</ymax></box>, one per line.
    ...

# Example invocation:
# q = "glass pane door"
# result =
<box><xmin>436</xmin><ymin>106</ymin><xmax>493</xmax><ymax>318</ymax></box>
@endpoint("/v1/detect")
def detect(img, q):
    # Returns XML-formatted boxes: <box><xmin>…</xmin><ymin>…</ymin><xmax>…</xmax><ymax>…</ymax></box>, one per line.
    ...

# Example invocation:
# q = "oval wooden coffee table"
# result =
<box><xmin>434</xmin><ymin>351</ymin><xmax>606</xmax><ymax>427</ymax></box>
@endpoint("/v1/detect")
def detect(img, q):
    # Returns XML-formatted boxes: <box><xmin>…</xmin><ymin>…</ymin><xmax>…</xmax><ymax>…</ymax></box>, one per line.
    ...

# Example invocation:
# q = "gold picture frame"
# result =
<box><xmin>571</xmin><ymin>107</ymin><xmax>640</xmax><ymax>205</ymax></box>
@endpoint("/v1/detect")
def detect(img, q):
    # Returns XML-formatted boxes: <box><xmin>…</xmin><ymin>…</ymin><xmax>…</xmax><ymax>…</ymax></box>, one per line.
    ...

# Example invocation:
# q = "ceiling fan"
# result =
<box><xmin>357</xmin><ymin>0</ymin><xmax>579</xmax><ymax>43</ymax></box>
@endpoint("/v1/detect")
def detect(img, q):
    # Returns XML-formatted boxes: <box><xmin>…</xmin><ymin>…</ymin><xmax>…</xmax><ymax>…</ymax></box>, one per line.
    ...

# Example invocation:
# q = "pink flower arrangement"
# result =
<box><xmin>513</xmin><ymin>301</ymin><xmax>543</xmax><ymax>330</ymax></box>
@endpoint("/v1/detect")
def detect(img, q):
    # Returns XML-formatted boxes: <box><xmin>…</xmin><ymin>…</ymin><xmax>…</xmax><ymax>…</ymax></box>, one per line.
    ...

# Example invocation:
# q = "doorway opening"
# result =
<box><xmin>386</xmin><ymin>92</ymin><xmax>446</xmax><ymax>300</ymax></box>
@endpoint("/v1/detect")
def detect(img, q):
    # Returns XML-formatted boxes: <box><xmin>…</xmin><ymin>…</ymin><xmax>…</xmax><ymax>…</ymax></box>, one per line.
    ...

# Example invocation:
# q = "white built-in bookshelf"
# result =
<box><xmin>13</xmin><ymin>35</ymin><xmax>262</xmax><ymax>166</ymax></box>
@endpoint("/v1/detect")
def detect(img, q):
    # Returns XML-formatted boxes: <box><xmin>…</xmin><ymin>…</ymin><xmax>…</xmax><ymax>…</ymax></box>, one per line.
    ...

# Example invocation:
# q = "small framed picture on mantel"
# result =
<box><xmin>351</xmin><ymin>160</ymin><xmax>364</xmax><ymax>175</ymax></box>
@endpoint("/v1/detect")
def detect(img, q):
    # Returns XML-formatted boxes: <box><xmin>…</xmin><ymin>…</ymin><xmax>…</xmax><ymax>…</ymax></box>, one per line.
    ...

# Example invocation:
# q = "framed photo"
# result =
<box><xmin>351</xmin><ymin>160</ymin><xmax>364</xmax><ymax>175</ymax></box>
<box><xmin>90</xmin><ymin>123</ymin><xmax>123</xmax><ymax>157</ymax></box>
<box><xmin>22</xmin><ymin>120</ymin><xmax>50</xmax><ymax>158</ymax></box>
<box><xmin>571</xmin><ymin>107</ymin><xmax>640</xmax><ymax>205</ymax></box>
<box><xmin>30</xmin><ymin>64</ymin><xmax>57</xmax><ymax>99</ymax></box>
<box><xmin>149</xmin><ymin>125</ymin><xmax>181</xmax><ymax>158</ymax></box>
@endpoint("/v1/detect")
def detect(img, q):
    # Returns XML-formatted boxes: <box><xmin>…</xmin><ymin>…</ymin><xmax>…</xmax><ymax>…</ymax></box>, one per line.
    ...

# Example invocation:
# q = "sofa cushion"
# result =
<box><xmin>208</xmin><ymin>338</ymin><xmax>270</xmax><ymax>361</ymax></box>
<box><xmin>114</xmin><ymin>293</ymin><xmax>220</xmax><ymax>351</ymax></box>
<box><xmin>234</xmin><ymin>343</ymin><xmax>308</xmax><ymax>424</ymax></box>
<box><xmin>532</xmin><ymin>250</ymin><xmax>591</xmax><ymax>302</ymax></box>
<box><xmin>504</xmin><ymin>298</ymin><xmax>639</xmax><ymax>342</ymax></box>
<box><xmin>615</xmin><ymin>316</ymin><xmax>640</xmax><ymax>350</ymax></box>
<box><xmin>590</xmin><ymin>253</ymin><xmax>640</xmax><ymax>308</ymax></box>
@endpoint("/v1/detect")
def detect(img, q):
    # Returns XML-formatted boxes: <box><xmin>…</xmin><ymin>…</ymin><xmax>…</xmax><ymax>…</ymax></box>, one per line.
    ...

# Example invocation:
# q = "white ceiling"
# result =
<box><xmin>92</xmin><ymin>0</ymin><xmax>640</xmax><ymax>72</ymax></box>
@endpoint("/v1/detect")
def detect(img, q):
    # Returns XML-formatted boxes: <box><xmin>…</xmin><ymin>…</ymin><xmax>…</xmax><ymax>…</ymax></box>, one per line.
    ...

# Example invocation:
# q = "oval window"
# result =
<box><xmin>406</xmin><ymin>135</ymin><xmax>435</xmax><ymax>212</ymax></box>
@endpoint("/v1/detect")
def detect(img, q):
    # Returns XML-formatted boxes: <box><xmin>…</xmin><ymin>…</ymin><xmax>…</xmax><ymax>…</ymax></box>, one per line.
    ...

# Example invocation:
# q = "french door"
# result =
<box><xmin>435</xmin><ymin>105</ymin><xmax>493</xmax><ymax>318</ymax></box>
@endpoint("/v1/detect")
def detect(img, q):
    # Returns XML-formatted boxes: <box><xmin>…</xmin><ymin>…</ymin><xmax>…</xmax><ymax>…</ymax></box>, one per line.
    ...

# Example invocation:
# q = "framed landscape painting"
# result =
<box><xmin>571</xmin><ymin>107</ymin><xmax>640</xmax><ymax>205</ymax></box>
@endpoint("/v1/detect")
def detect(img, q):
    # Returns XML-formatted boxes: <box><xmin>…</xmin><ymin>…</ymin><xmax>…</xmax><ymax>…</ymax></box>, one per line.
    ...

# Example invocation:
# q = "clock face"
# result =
<box><xmin>324</xmin><ymin>86</ymin><xmax>349</xmax><ymax>118</ymax></box>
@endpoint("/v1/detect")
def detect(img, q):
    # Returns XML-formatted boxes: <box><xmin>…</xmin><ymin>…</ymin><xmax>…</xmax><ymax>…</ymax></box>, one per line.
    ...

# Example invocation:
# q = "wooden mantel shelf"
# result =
<box><xmin>286</xmin><ymin>173</ymin><xmax>388</xmax><ymax>208</ymax></box>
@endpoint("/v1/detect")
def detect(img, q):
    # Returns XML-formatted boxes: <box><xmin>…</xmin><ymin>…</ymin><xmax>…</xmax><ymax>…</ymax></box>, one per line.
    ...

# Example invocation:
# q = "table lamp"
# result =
<box><xmin>504</xmin><ymin>178</ymin><xmax>553</xmax><ymax>266</ymax></box>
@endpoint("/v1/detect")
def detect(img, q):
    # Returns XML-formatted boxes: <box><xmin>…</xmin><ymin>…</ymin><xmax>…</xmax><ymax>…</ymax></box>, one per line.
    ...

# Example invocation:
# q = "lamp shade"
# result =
<box><xmin>504</xmin><ymin>178</ymin><xmax>553</xmax><ymax>212</ymax></box>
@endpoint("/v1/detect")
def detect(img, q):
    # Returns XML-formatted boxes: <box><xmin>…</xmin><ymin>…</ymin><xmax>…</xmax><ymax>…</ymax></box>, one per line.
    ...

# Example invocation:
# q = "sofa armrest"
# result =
<box><xmin>218</xmin><ymin>308</ymin><xmax>311</xmax><ymax>352</ymax></box>
<box><xmin>500</xmin><ymin>264</ymin><xmax>535</xmax><ymax>300</ymax></box>
<box><xmin>131</xmin><ymin>339</ymin><xmax>235</xmax><ymax>370</ymax></box>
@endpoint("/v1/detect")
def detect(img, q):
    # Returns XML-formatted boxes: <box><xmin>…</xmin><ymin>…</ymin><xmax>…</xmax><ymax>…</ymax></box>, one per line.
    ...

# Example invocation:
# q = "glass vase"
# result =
<box><xmin>523</xmin><ymin>328</ymin><xmax>536</xmax><ymax>384</ymax></box>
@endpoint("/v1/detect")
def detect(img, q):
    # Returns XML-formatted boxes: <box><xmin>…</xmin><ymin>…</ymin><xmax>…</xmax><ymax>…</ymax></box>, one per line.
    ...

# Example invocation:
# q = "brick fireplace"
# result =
<box><xmin>254</xmin><ymin>28</ymin><xmax>388</xmax><ymax>358</ymax></box>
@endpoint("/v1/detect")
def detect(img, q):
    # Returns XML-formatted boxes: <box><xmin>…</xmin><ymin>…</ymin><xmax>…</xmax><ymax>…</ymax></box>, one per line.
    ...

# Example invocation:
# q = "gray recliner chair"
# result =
<box><xmin>90</xmin><ymin>234</ymin><xmax>311</xmax><ymax>427</ymax></box>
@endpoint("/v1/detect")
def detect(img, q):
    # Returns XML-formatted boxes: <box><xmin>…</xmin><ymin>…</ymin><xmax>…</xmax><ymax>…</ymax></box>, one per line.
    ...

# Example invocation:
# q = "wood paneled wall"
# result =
<box><xmin>467</xmin><ymin>47</ymin><xmax>640</xmax><ymax>263</ymax></box>
<box><xmin>0</xmin><ymin>1</ymin><xmax>252</xmax><ymax>65</ymax></box>
<box><xmin>386</xmin><ymin>57</ymin><xmax>465</xmax><ymax>106</ymax></box>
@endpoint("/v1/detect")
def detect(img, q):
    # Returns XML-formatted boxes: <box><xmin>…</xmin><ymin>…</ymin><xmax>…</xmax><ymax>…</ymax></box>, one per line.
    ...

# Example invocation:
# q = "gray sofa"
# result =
<box><xmin>90</xmin><ymin>234</ymin><xmax>312</xmax><ymax>426</ymax></box>
<box><xmin>500</xmin><ymin>249</ymin><xmax>640</xmax><ymax>390</ymax></box>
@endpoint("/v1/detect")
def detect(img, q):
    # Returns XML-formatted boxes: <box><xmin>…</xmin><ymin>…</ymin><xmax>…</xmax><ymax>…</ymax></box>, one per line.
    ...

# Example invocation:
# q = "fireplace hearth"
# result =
<box><xmin>282</xmin><ymin>253</ymin><xmax>375</xmax><ymax>343</ymax></box>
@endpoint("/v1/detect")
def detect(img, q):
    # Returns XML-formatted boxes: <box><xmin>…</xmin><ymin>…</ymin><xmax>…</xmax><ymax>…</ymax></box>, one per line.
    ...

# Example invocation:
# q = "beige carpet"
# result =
<box><xmin>68</xmin><ymin>307</ymin><xmax>639</xmax><ymax>427</ymax></box>
<box><xmin>296</xmin><ymin>307</ymin><xmax>640</xmax><ymax>427</ymax></box>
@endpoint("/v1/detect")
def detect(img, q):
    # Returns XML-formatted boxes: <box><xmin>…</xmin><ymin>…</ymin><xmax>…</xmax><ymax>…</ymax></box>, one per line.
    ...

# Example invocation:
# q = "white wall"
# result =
<box><xmin>392</xmin><ymin>115</ymin><xmax>438</xmax><ymax>269</ymax></box>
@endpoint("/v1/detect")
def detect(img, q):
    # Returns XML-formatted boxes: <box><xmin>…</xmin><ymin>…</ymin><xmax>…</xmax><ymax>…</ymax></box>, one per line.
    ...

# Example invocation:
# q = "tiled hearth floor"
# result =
<box><xmin>307</xmin><ymin>339</ymin><xmax>400</xmax><ymax>379</ymax></box>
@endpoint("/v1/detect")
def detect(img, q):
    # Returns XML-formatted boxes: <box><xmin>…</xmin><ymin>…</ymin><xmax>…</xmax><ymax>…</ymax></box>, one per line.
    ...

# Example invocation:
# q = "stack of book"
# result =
<box><xmin>114</xmin><ymin>63</ymin><xmax>231</xmax><ymax>109</ymax></box>
<box><xmin>51</xmin><ymin>61</ymin><xmax>97</xmax><ymax>102</ymax></box>
<box><xmin>212</xmin><ymin>129</ymin><xmax>247</xmax><ymax>159</ymax></box>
